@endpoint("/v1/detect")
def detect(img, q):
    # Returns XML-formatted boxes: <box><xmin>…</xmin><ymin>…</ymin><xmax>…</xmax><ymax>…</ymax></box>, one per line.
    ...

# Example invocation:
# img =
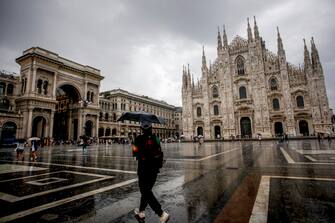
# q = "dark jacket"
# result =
<box><xmin>133</xmin><ymin>134</ymin><xmax>162</xmax><ymax>173</ymax></box>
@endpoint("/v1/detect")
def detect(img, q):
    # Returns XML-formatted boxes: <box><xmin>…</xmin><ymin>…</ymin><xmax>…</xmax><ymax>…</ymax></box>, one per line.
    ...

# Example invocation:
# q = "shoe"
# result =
<box><xmin>134</xmin><ymin>208</ymin><xmax>145</xmax><ymax>222</ymax></box>
<box><xmin>159</xmin><ymin>211</ymin><xmax>170</xmax><ymax>223</ymax></box>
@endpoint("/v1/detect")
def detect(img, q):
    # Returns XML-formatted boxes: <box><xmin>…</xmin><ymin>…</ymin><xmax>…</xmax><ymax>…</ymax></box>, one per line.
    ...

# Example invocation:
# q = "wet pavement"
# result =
<box><xmin>0</xmin><ymin>140</ymin><xmax>335</xmax><ymax>222</ymax></box>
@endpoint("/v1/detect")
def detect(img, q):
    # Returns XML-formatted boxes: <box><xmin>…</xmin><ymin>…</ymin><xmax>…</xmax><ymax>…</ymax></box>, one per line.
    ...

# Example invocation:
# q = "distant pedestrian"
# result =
<box><xmin>30</xmin><ymin>140</ymin><xmax>38</xmax><ymax>161</ymax></box>
<box><xmin>284</xmin><ymin>133</ymin><xmax>288</xmax><ymax>141</ymax></box>
<box><xmin>133</xmin><ymin>121</ymin><xmax>169</xmax><ymax>223</ymax></box>
<box><xmin>317</xmin><ymin>133</ymin><xmax>321</xmax><ymax>143</ymax></box>
<box><xmin>15</xmin><ymin>140</ymin><xmax>25</xmax><ymax>161</ymax></box>
<box><xmin>327</xmin><ymin>135</ymin><xmax>332</xmax><ymax>145</ymax></box>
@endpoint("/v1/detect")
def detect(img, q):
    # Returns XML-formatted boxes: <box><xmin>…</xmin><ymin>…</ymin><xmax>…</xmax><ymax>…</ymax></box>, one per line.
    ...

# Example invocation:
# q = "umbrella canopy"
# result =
<box><xmin>117</xmin><ymin>112</ymin><xmax>165</xmax><ymax>124</ymax></box>
<box><xmin>28</xmin><ymin>137</ymin><xmax>40</xmax><ymax>141</ymax></box>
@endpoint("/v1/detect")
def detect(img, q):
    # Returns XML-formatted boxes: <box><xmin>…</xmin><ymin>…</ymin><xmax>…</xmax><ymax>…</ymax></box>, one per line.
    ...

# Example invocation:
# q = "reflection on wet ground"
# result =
<box><xmin>0</xmin><ymin>140</ymin><xmax>335</xmax><ymax>222</ymax></box>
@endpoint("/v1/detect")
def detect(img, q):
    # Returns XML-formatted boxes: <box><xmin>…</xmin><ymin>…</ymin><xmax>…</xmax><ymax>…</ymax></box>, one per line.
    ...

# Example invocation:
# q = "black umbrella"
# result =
<box><xmin>117</xmin><ymin>112</ymin><xmax>165</xmax><ymax>124</ymax></box>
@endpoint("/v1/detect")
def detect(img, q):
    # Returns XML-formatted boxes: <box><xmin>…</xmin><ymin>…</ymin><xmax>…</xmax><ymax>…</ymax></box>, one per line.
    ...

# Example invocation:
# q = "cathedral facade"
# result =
<box><xmin>182</xmin><ymin>17</ymin><xmax>332</xmax><ymax>140</ymax></box>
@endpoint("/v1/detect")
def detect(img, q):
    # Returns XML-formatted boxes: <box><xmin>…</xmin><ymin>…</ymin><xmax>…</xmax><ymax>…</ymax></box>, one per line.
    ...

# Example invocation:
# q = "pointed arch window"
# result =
<box><xmin>239</xmin><ymin>86</ymin><xmax>247</xmax><ymax>99</ymax></box>
<box><xmin>212</xmin><ymin>86</ymin><xmax>219</xmax><ymax>98</ymax></box>
<box><xmin>296</xmin><ymin>96</ymin><xmax>304</xmax><ymax>108</ymax></box>
<box><xmin>270</xmin><ymin>78</ymin><xmax>278</xmax><ymax>91</ymax></box>
<box><xmin>236</xmin><ymin>56</ymin><xmax>245</xmax><ymax>75</ymax></box>
<box><xmin>197</xmin><ymin>107</ymin><xmax>202</xmax><ymax>117</ymax></box>
<box><xmin>213</xmin><ymin>105</ymin><xmax>219</xmax><ymax>115</ymax></box>
<box><xmin>273</xmin><ymin>98</ymin><xmax>280</xmax><ymax>111</ymax></box>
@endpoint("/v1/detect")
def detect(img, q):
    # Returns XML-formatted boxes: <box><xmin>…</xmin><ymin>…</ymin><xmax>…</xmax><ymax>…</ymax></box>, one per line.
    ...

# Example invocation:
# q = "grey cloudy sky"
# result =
<box><xmin>0</xmin><ymin>0</ymin><xmax>334</xmax><ymax>108</ymax></box>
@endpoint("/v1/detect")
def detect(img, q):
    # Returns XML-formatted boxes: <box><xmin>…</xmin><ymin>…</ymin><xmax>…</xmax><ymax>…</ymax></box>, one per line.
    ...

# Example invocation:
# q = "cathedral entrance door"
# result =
<box><xmin>197</xmin><ymin>127</ymin><xmax>203</xmax><ymax>136</ymax></box>
<box><xmin>299</xmin><ymin>120</ymin><xmax>309</xmax><ymax>136</ymax></box>
<box><xmin>214</xmin><ymin>126</ymin><xmax>221</xmax><ymax>138</ymax></box>
<box><xmin>32</xmin><ymin>116</ymin><xmax>46</xmax><ymax>138</ymax></box>
<box><xmin>240</xmin><ymin>117</ymin><xmax>252</xmax><ymax>138</ymax></box>
<box><xmin>274</xmin><ymin>122</ymin><xmax>284</xmax><ymax>136</ymax></box>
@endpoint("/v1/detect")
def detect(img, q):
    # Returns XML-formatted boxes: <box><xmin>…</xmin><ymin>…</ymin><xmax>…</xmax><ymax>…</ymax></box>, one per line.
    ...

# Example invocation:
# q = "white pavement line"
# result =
<box><xmin>296</xmin><ymin>150</ymin><xmax>335</xmax><ymax>155</ymax></box>
<box><xmin>26</xmin><ymin>177</ymin><xmax>68</xmax><ymax>186</ymax></box>
<box><xmin>0</xmin><ymin>178</ymin><xmax>138</xmax><ymax>223</ymax></box>
<box><xmin>305</xmin><ymin>155</ymin><xmax>317</xmax><ymax>162</ymax></box>
<box><xmin>279</xmin><ymin>147</ymin><xmax>295</xmax><ymax>164</ymax></box>
<box><xmin>167</xmin><ymin>148</ymin><xmax>241</xmax><ymax>162</ymax></box>
<box><xmin>0</xmin><ymin>171</ymin><xmax>63</xmax><ymax>183</ymax></box>
<box><xmin>249</xmin><ymin>176</ymin><xmax>270</xmax><ymax>223</ymax></box>
<box><xmin>0</xmin><ymin>175</ymin><xmax>114</xmax><ymax>202</ymax></box>
<box><xmin>249</xmin><ymin>175</ymin><xmax>335</xmax><ymax>223</ymax></box>
<box><xmin>0</xmin><ymin>160</ymin><xmax>136</xmax><ymax>174</ymax></box>
<box><xmin>296</xmin><ymin>162</ymin><xmax>335</xmax><ymax>165</ymax></box>
<box><xmin>54</xmin><ymin>154</ymin><xmax>134</xmax><ymax>159</ymax></box>
<box><xmin>198</xmin><ymin>148</ymin><xmax>240</xmax><ymax>161</ymax></box>
<box><xmin>270</xmin><ymin>175</ymin><xmax>335</xmax><ymax>181</ymax></box>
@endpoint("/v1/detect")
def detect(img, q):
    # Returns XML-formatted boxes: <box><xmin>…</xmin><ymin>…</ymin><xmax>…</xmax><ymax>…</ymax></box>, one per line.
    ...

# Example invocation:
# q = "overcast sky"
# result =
<box><xmin>0</xmin><ymin>0</ymin><xmax>334</xmax><ymax>108</ymax></box>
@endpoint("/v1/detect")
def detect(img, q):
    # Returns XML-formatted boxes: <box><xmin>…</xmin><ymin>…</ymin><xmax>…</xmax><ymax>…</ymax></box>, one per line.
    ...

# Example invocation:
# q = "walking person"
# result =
<box><xmin>132</xmin><ymin>121</ymin><xmax>170</xmax><ymax>223</ymax></box>
<box><xmin>80</xmin><ymin>136</ymin><xmax>88</xmax><ymax>152</ymax></box>
<box><xmin>30</xmin><ymin>140</ymin><xmax>38</xmax><ymax>161</ymax></box>
<box><xmin>15</xmin><ymin>140</ymin><xmax>25</xmax><ymax>161</ymax></box>
<box><xmin>327</xmin><ymin>134</ymin><xmax>332</xmax><ymax>145</ymax></box>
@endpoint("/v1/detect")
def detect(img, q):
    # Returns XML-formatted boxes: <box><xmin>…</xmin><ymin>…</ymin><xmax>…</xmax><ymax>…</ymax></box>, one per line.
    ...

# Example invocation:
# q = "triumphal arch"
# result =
<box><xmin>15</xmin><ymin>47</ymin><xmax>104</xmax><ymax>141</ymax></box>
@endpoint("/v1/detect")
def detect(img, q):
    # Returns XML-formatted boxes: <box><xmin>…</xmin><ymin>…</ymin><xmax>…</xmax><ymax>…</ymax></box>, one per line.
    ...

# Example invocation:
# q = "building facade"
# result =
<box><xmin>98</xmin><ymin>89</ymin><xmax>177</xmax><ymax>141</ymax></box>
<box><xmin>182</xmin><ymin>18</ymin><xmax>332</xmax><ymax>140</ymax></box>
<box><xmin>0</xmin><ymin>47</ymin><xmax>104</xmax><ymax>144</ymax></box>
<box><xmin>0</xmin><ymin>47</ymin><xmax>182</xmax><ymax>144</ymax></box>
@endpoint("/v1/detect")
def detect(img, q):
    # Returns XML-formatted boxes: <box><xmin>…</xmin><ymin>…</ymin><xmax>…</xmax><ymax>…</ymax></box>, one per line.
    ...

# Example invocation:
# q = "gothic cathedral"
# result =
<box><xmin>182</xmin><ymin>17</ymin><xmax>332</xmax><ymax>140</ymax></box>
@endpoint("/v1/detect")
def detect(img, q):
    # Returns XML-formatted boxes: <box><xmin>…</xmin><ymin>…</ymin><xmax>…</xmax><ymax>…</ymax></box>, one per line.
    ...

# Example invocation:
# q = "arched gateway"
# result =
<box><xmin>15</xmin><ymin>47</ymin><xmax>104</xmax><ymax>140</ymax></box>
<box><xmin>53</xmin><ymin>84</ymin><xmax>81</xmax><ymax>140</ymax></box>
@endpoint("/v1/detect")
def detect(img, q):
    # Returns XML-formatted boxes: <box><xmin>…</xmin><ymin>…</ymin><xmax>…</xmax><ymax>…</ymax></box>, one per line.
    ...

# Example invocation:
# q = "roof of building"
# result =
<box><xmin>100</xmin><ymin>88</ymin><xmax>176</xmax><ymax>109</ymax></box>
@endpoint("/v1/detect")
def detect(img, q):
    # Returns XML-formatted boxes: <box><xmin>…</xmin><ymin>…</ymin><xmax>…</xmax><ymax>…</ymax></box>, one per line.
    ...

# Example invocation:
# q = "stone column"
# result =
<box><xmin>78</xmin><ymin>110</ymin><xmax>83</xmax><ymax>137</ymax></box>
<box><xmin>27</xmin><ymin>108</ymin><xmax>33</xmax><ymax>138</ymax></box>
<box><xmin>31</xmin><ymin>66</ymin><xmax>37</xmax><ymax>93</ymax></box>
<box><xmin>26</xmin><ymin>67</ymin><xmax>32</xmax><ymax>94</ymax></box>
<box><xmin>4</xmin><ymin>84</ymin><xmax>7</xmax><ymax>96</ymax></box>
<box><xmin>52</xmin><ymin>72</ymin><xmax>57</xmax><ymax>99</ymax></box>
<box><xmin>67</xmin><ymin>110</ymin><xmax>72</xmax><ymax>140</ymax></box>
<box><xmin>84</xmin><ymin>80</ymin><xmax>88</xmax><ymax>100</ymax></box>
<box><xmin>49</xmin><ymin>110</ymin><xmax>54</xmax><ymax>138</ymax></box>
<box><xmin>96</xmin><ymin>115</ymin><xmax>99</xmax><ymax>137</ymax></box>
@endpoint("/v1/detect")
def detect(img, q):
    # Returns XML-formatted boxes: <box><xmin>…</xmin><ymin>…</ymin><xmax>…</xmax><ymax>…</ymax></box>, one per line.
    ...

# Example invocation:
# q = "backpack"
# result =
<box><xmin>134</xmin><ymin>134</ymin><xmax>164</xmax><ymax>168</ymax></box>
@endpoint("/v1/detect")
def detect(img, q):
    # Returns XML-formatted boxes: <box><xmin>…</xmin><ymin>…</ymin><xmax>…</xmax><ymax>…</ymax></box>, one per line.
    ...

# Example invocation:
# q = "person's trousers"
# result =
<box><xmin>138</xmin><ymin>171</ymin><xmax>163</xmax><ymax>216</ymax></box>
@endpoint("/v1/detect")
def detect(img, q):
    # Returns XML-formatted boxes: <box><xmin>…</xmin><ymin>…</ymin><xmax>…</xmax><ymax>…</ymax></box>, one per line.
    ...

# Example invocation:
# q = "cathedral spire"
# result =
<box><xmin>253</xmin><ymin>16</ymin><xmax>260</xmax><ymax>39</ymax></box>
<box><xmin>247</xmin><ymin>17</ymin><xmax>253</xmax><ymax>43</ymax></box>
<box><xmin>277</xmin><ymin>26</ymin><xmax>285</xmax><ymax>55</ymax></box>
<box><xmin>310</xmin><ymin>37</ymin><xmax>322</xmax><ymax>72</ymax></box>
<box><xmin>217</xmin><ymin>26</ymin><xmax>223</xmax><ymax>51</ymax></box>
<box><xmin>202</xmin><ymin>46</ymin><xmax>207</xmax><ymax>67</ymax></box>
<box><xmin>182</xmin><ymin>65</ymin><xmax>187</xmax><ymax>88</ymax></box>
<box><xmin>303</xmin><ymin>39</ymin><xmax>312</xmax><ymax>71</ymax></box>
<box><xmin>222</xmin><ymin>25</ymin><xmax>228</xmax><ymax>48</ymax></box>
